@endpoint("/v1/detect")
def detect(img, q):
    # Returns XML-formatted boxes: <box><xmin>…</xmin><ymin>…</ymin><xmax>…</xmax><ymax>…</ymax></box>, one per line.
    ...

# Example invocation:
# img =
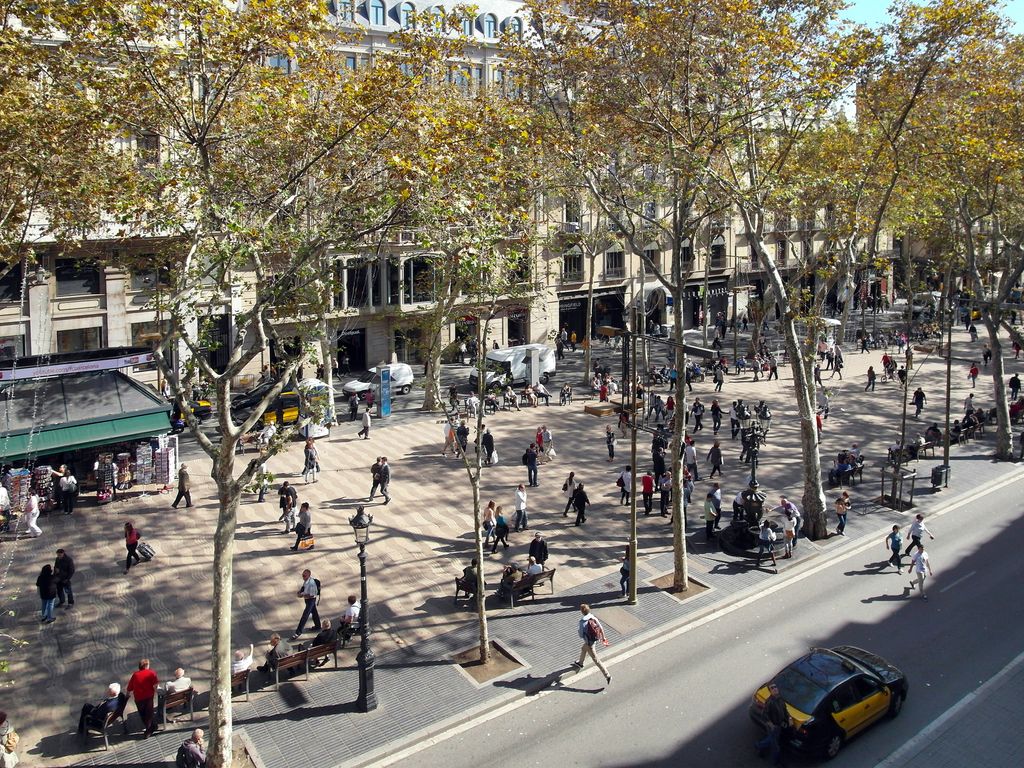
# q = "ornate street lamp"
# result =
<box><xmin>349</xmin><ymin>506</ymin><xmax>377</xmax><ymax>713</ymax></box>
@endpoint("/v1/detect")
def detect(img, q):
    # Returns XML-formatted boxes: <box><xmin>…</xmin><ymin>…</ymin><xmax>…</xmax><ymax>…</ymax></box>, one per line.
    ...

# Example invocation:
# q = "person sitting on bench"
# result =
<box><xmin>303</xmin><ymin>619</ymin><xmax>337</xmax><ymax>668</ymax></box>
<box><xmin>256</xmin><ymin>634</ymin><xmax>291</xmax><ymax>674</ymax></box>
<box><xmin>495</xmin><ymin>564</ymin><xmax>523</xmax><ymax>599</ymax></box>
<box><xmin>78</xmin><ymin>683</ymin><xmax>121</xmax><ymax>734</ymax></box>
<box><xmin>829</xmin><ymin>455</ymin><xmax>853</xmax><ymax>484</ymax></box>
<box><xmin>339</xmin><ymin>595</ymin><xmax>362</xmax><ymax>642</ymax></box>
<box><xmin>232</xmin><ymin>644</ymin><xmax>254</xmax><ymax>675</ymax></box>
<box><xmin>925</xmin><ymin>423</ymin><xmax>943</xmax><ymax>444</ymax></box>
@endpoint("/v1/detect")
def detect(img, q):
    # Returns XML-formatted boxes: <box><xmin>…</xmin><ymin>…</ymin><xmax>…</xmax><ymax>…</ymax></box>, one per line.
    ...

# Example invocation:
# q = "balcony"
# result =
<box><xmin>559</xmin><ymin>221</ymin><xmax>592</xmax><ymax>235</ymax></box>
<box><xmin>561</xmin><ymin>270</ymin><xmax>584</xmax><ymax>283</ymax></box>
<box><xmin>603</xmin><ymin>267</ymin><xmax>625</xmax><ymax>279</ymax></box>
<box><xmin>709</xmin><ymin>256</ymin><xmax>728</xmax><ymax>270</ymax></box>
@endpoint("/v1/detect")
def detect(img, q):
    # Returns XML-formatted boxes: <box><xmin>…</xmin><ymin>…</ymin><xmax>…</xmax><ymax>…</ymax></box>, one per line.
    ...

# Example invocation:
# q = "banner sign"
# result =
<box><xmin>0</xmin><ymin>352</ymin><xmax>155</xmax><ymax>381</ymax></box>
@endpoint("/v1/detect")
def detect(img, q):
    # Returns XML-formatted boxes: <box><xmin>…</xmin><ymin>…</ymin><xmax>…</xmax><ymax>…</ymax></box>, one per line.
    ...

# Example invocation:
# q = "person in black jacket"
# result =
<box><xmin>528</xmin><ymin>532</ymin><xmax>548</xmax><ymax>568</ymax></box>
<box><xmin>78</xmin><ymin>684</ymin><xmax>122</xmax><ymax>734</ymax></box>
<box><xmin>481</xmin><ymin>428</ymin><xmax>495</xmax><ymax>466</ymax></box>
<box><xmin>572</xmin><ymin>483</ymin><xmax>590</xmax><ymax>526</ymax></box>
<box><xmin>755</xmin><ymin>682</ymin><xmax>792</xmax><ymax>765</ymax></box>
<box><xmin>36</xmin><ymin>564</ymin><xmax>58</xmax><ymax>623</ymax></box>
<box><xmin>54</xmin><ymin>548</ymin><xmax>75</xmax><ymax>608</ymax></box>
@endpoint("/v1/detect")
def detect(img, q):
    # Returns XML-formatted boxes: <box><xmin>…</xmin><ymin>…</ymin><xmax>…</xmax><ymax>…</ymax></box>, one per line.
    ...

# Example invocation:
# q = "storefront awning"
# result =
<box><xmin>557</xmin><ymin>282</ymin><xmax>627</xmax><ymax>302</ymax></box>
<box><xmin>0</xmin><ymin>411</ymin><xmax>171</xmax><ymax>461</ymax></box>
<box><xmin>0</xmin><ymin>370</ymin><xmax>170</xmax><ymax>461</ymax></box>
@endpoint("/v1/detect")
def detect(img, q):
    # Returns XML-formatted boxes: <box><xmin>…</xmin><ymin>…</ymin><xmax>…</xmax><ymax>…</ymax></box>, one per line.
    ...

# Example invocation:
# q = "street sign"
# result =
<box><xmin>378</xmin><ymin>367</ymin><xmax>391</xmax><ymax>418</ymax></box>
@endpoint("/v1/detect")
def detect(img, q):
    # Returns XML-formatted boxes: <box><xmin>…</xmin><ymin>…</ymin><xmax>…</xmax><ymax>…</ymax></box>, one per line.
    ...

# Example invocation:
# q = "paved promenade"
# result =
<box><xmin>0</xmin><ymin>318</ymin><xmax>1019</xmax><ymax>766</ymax></box>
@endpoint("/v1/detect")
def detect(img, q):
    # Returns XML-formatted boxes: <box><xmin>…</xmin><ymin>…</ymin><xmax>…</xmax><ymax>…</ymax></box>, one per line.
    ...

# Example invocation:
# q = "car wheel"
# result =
<box><xmin>825</xmin><ymin>732</ymin><xmax>844</xmax><ymax>759</ymax></box>
<box><xmin>400</xmin><ymin>384</ymin><xmax>411</xmax><ymax>394</ymax></box>
<box><xmin>888</xmin><ymin>691</ymin><xmax>904</xmax><ymax>718</ymax></box>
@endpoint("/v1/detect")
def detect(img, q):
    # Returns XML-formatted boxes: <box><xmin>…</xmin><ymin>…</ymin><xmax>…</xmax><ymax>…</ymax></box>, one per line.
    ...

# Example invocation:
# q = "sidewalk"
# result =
<box><xmin>2</xmin><ymin>318</ymin><xmax>1018</xmax><ymax>767</ymax></box>
<box><xmin>876</xmin><ymin>650</ymin><xmax>1024</xmax><ymax>768</ymax></box>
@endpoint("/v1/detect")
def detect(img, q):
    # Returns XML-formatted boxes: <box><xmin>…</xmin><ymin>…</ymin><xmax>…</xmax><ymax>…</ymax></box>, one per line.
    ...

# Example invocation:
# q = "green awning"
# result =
<box><xmin>0</xmin><ymin>411</ymin><xmax>170</xmax><ymax>462</ymax></box>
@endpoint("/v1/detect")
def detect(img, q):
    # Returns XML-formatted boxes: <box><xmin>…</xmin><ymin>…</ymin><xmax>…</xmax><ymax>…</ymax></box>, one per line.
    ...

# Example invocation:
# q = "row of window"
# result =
<box><xmin>330</xmin><ymin>0</ymin><xmax>523</xmax><ymax>38</ymax></box>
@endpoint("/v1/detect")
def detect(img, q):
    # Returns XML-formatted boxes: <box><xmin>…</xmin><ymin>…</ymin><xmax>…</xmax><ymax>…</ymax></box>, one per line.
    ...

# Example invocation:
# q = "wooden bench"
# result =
<box><xmin>454</xmin><ymin>575</ymin><xmax>478</xmax><ymax>605</ymax></box>
<box><xmin>82</xmin><ymin>692</ymin><xmax>128</xmax><ymax>751</ymax></box>
<box><xmin>499</xmin><ymin>568</ymin><xmax>556</xmax><ymax>607</ymax></box>
<box><xmin>159</xmin><ymin>685</ymin><xmax>195</xmax><ymax>724</ymax></box>
<box><xmin>919</xmin><ymin>441</ymin><xmax>936</xmax><ymax>458</ymax></box>
<box><xmin>340</xmin><ymin>621</ymin><xmax>363</xmax><ymax>648</ymax></box>
<box><xmin>231</xmin><ymin>669</ymin><xmax>251</xmax><ymax>701</ymax></box>
<box><xmin>274</xmin><ymin>649</ymin><xmax>312</xmax><ymax>689</ymax></box>
<box><xmin>304</xmin><ymin>640</ymin><xmax>340</xmax><ymax>671</ymax></box>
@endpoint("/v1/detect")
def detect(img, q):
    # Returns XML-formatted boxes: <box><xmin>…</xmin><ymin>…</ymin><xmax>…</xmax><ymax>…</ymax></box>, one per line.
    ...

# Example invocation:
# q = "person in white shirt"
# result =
<box><xmin>231</xmin><ymin>644</ymin><xmax>254</xmax><ymax>675</ymax></box>
<box><xmin>781</xmin><ymin>511</ymin><xmax>797</xmax><ymax>558</ymax></box>
<box><xmin>541</xmin><ymin>425</ymin><xmax>554</xmax><ymax>457</ymax></box>
<box><xmin>909</xmin><ymin>547</ymin><xmax>933</xmax><ymax>599</ymax></box>
<box><xmin>514</xmin><ymin>484</ymin><xmax>528</xmax><ymax>532</ymax></box>
<box><xmin>164</xmin><ymin>668</ymin><xmax>192</xmax><ymax>694</ymax></box>
<box><xmin>534</xmin><ymin>381</ymin><xmax>551</xmax><ymax>405</ymax></box>
<box><xmin>341</xmin><ymin>594</ymin><xmax>361</xmax><ymax>626</ymax></box>
<box><xmin>683</xmin><ymin>443</ymin><xmax>698</xmax><ymax>480</ymax></box>
<box><xmin>24</xmin><ymin>492</ymin><xmax>42</xmax><ymax>537</ymax></box>
<box><xmin>525</xmin><ymin>556</ymin><xmax>544</xmax><ymax>575</ymax></box>
<box><xmin>903</xmin><ymin>513</ymin><xmax>934</xmax><ymax>556</ymax></box>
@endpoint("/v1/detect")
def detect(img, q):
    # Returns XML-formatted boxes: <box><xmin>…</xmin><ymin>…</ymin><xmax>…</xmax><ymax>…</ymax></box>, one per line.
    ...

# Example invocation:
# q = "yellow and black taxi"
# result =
<box><xmin>750</xmin><ymin>646</ymin><xmax>908</xmax><ymax>759</ymax></box>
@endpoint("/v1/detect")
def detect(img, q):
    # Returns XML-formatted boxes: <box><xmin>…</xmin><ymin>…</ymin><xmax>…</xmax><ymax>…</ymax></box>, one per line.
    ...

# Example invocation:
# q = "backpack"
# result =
<box><xmin>176</xmin><ymin>742</ymin><xmax>199</xmax><ymax>768</ymax></box>
<box><xmin>521</xmin><ymin>452</ymin><xmax>529</xmax><ymax>466</ymax></box>
<box><xmin>585</xmin><ymin>617</ymin><xmax>607</xmax><ymax>646</ymax></box>
<box><xmin>314</xmin><ymin>578</ymin><xmax>322</xmax><ymax>604</ymax></box>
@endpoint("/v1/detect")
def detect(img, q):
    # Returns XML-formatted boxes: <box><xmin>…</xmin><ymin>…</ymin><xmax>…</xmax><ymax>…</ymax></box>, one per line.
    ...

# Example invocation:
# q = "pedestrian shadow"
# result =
<box><xmin>494</xmin><ymin>667</ymin><xmax>605</xmax><ymax>696</ymax></box>
<box><xmin>843</xmin><ymin>561</ymin><xmax>893</xmax><ymax>576</ymax></box>
<box><xmin>862</xmin><ymin>587</ymin><xmax>913</xmax><ymax>603</ymax></box>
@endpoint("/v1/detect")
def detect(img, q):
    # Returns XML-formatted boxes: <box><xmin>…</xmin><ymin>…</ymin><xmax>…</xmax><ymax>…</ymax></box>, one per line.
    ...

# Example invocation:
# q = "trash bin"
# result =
<box><xmin>930</xmin><ymin>464</ymin><xmax>950</xmax><ymax>488</ymax></box>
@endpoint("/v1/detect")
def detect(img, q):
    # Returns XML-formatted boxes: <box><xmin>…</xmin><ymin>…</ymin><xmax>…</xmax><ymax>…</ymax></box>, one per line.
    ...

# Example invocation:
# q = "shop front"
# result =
<box><xmin>336</xmin><ymin>326</ymin><xmax>367</xmax><ymax>374</ymax></box>
<box><xmin>506</xmin><ymin>306</ymin><xmax>529</xmax><ymax>346</ymax></box>
<box><xmin>681</xmin><ymin>277</ymin><xmax>731</xmax><ymax>329</ymax></box>
<box><xmin>558</xmin><ymin>287</ymin><xmax>626</xmax><ymax>340</ymax></box>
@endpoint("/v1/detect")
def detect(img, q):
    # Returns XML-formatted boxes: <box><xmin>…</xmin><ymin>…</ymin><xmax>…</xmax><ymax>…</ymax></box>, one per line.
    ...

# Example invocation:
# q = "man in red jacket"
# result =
<box><xmin>127</xmin><ymin>658</ymin><xmax>159</xmax><ymax>738</ymax></box>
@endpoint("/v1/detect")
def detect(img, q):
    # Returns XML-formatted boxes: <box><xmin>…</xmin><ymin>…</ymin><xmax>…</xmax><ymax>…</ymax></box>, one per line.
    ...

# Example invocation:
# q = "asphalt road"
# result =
<box><xmin>395</xmin><ymin>477</ymin><xmax>1024</xmax><ymax>768</ymax></box>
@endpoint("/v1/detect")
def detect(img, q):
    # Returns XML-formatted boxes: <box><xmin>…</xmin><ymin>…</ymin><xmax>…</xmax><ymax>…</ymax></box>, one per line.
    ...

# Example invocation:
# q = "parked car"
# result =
<box><xmin>749</xmin><ymin>646</ymin><xmax>908</xmax><ymax>759</ymax></box>
<box><xmin>342</xmin><ymin>363</ymin><xmax>414</xmax><ymax>399</ymax></box>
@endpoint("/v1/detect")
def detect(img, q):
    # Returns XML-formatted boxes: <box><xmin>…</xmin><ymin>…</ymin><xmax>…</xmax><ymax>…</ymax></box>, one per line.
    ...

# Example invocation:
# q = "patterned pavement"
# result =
<box><xmin>0</xmin><ymin>319</ymin><xmax>1019</xmax><ymax>766</ymax></box>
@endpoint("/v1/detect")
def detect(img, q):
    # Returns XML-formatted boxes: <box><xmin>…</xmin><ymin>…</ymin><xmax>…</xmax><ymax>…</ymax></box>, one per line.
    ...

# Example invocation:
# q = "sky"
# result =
<box><xmin>841</xmin><ymin>0</ymin><xmax>1023</xmax><ymax>29</ymax></box>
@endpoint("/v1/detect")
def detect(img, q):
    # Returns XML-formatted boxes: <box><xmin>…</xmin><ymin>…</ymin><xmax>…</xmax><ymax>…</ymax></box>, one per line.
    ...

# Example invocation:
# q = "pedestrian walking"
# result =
<box><xmin>290</xmin><ymin>568</ymin><xmax>321</xmax><ymax>640</ymax></box>
<box><xmin>865</xmin><ymin>365</ymin><xmax>876</xmax><ymax>392</ymax></box>
<box><xmin>834</xmin><ymin>491</ymin><xmax>850</xmax><ymax>536</ymax></box>
<box><xmin>523</xmin><ymin>444</ymin><xmax>539</xmax><ymax>487</ymax></box>
<box><xmin>1009</xmin><ymin>373</ymin><xmax>1021</xmax><ymax>401</ymax></box>
<box><xmin>781</xmin><ymin>510</ymin><xmax>796</xmax><ymax>558</ymax></box>
<box><xmin>706</xmin><ymin>440</ymin><xmax>723</xmax><ymax>478</ymax></box>
<box><xmin>572</xmin><ymin>483</ymin><xmax>590</xmax><ymax>526</ymax></box>
<box><xmin>481</xmin><ymin>427</ymin><xmax>495</xmax><ymax>465</ymax></box>
<box><xmin>703</xmin><ymin>493</ymin><xmax>717</xmax><ymax>541</ymax></box>
<box><xmin>964</xmin><ymin>393</ymin><xmax>975</xmax><ymax>414</ymax></box>
<box><xmin>482</xmin><ymin>501</ymin><xmax>496</xmax><ymax>546</ymax></box>
<box><xmin>619</xmin><ymin>554</ymin><xmax>630</xmax><ymax>598</ymax></box>
<box><xmin>711</xmin><ymin>399</ymin><xmax>723</xmax><ymax>434</ymax></box>
<box><xmin>171</xmin><ymin>464</ymin><xmax>192</xmax><ymax>508</ymax></box>
<box><xmin>23</xmin><ymin>491</ymin><xmax>41</xmax><ymax>537</ymax></box>
<box><xmin>691</xmin><ymin>398</ymin><xmax>705</xmax><ymax>431</ymax></box>
<box><xmin>36</xmin><ymin>564</ymin><xmax>57</xmax><ymax>623</ymax></box>
<box><xmin>885</xmin><ymin>525</ymin><xmax>903</xmax><ymax>573</ymax></box>
<box><xmin>571</xmin><ymin>603</ymin><xmax>611</xmax><ymax>684</ymax></box>
<box><xmin>348</xmin><ymin>393</ymin><xmax>359</xmax><ymax>421</ymax></box>
<box><xmin>54</xmin><ymin>548</ymin><xmax>75</xmax><ymax>609</ymax></box>
<box><xmin>59</xmin><ymin>468</ymin><xmax>78</xmax><ymax>516</ymax></box>
<box><xmin>968</xmin><ymin>363</ymin><xmax>979</xmax><ymax>388</ymax></box>
<box><xmin>982</xmin><ymin>343</ymin><xmax>992</xmax><ymax>367</ymax></box>
<box><xmin>605</xmin><ymin>425</ymin><xmax>616</xmax><ymax>461</ymax></box>
<box><xmin>684</xmin><ymin>441</ymin><xmax>698</xmax><ymax>480</ymax></box>
<box><xmin>491</xmin><ymin>506</ymin><xmax>510</xmax><ymax>553</ymax></box>
<box><xmin>729</xmin><ymin>400</ymin><xmax>741</xmax><ymax>439</ymax></box>
<box><xmin>714</xmin><ymin>365</ymin><xmax>725</xmax><ymax>392</ymax></box>
<box><xmin>903</xmin><ymin>513</ymin><xmax>934</xmax><ymax>556</ymax></box>
<box><xmin>514</xmin><ymin>484</ymin><xmax>528</xmax><ymax>532</ymax></box>
<box><xmin>377</xmin><ymin>456</ymin><xmax>392</xmax><ymax>504</ymax></box>
<box><xmin>357</xmin><ymin>409</ymin><xmax>372</xmax><ymax>439</ymax></box>
<box><xmin>756</xmin><ymin>520</ymin><xmax>777</xmax><ymax>569</ymax></box>
<box><xmin>776</xmin><ymin>497</ymin><xmax>801</xmax><ymax>549</ymax></box>
<box><xmin>908</xmin><ymin>546</ymin><xmax>933</xmax><ymax>599</ymax></box>
<box><xmin>290</xmin><ymin>502</ymin><xmax>312</xmax><ymax>550</ymax></box>
<box><xmin>278</xmin><ymin>481</ymin><xmax>297</xmax><ymax>532</ymax></box>
<box><xmin>562</xmin><ymin>472</ymin><xmax>578</xmax><ymax>516</ymax></box>
<box><xmin>126</xmin><ymin>659</ymin><xmax>159</xmax><ymax>738</ymax></box>
<box><xmin>302</xmin><ymin>439</ymin><xmax>319</xmax><ymax>484</ymax></box>
<box><xmin>124</xmin><ymin>522</ymin><xmax>142</xmax><ymax>574</ymax></box>
<box><xmin>617</xmin><ymin>466</ymin><xmax>632</xmax><ymax>505</ymax></box>
<box><xmin>912</xmin><ymin>388</ymin><xmax>926</xmax><ymax>418</ymax></box>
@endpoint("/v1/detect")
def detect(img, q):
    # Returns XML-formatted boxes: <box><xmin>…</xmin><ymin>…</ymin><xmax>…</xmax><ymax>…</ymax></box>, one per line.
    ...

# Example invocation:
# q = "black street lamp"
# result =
<box><xmin>349</xmin><ymin>506</ymin><xmax>377</xmax><ymax>713</ymax></box>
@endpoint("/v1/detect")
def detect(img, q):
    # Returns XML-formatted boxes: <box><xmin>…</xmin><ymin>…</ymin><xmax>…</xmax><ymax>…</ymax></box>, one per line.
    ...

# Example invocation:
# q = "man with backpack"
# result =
<box><xmin>176</xmin><ymin>728</ymin><xmax>206</xmax><ymax>767</ymax></box>
<box><xmin>290</xmin><ymin>568</ymin><xmax>320</xmax><ymax>641</ymax></box>
<box><xmin>571</xmin><ymin>603</ymin><xmax>612</xmax><ymax>685</ymax></box>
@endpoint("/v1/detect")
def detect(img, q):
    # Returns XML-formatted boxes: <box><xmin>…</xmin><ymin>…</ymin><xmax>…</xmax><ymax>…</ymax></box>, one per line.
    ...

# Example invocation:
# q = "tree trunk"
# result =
<box><xmin>207</xmin><ymin>451</ymin><xmax>240</xmax><ymax>768</ymax></box>
<box><xmin>471</xmin><ymin>472</ymin><xmax>490</xmax><ymax>662</ymax></box>
<box><xmin>670</xmin><ymin>270</ymin><xmax>688</xmax><ymax>591</ymax></box>
<box><xmin>755</xmin><ymin>242</ymin><xmax>827</xmax><ymax>539</ymax></box>
<box><xmin>421</xmin><ymin>328</ymin><xmax>445</xmax><ymax>412</ymax></box>
<box><xmin>583</xmin><ymin>251</ymin><xmax>597</xmax><ymax>385</ymax></box>
<box><xmin>982</xmin><ymin>314</ymin><xmax>1013</xmax><ymax>459</ymax></box>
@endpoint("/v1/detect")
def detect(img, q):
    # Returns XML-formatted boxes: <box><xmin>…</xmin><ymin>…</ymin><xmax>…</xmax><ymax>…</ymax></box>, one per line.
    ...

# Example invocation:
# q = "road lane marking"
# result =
<box><xmin>874</xmin><ymin>646</ymin><xmax>1024</xmax><ymax>768</ymax></box>
<box><xmin>354</xmin><ymin>468</ymin><xmax>1024</xmax><ymax>768</ymax></box>
<box><xmin>938</xmin><ymin>570</ymin><xmax>975</xmax><ymax>593</ymax></box>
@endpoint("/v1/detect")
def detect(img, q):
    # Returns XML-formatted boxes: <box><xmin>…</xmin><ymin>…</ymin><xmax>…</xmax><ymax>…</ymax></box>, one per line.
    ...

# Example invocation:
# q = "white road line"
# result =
<box><xmin>355</xmin><ymin>468</ymin><xmax>1024</xmax><ymax>768</ymax></box>
<box><xmin>938</xmin><ymin>570</ymin><xmax>976</xmax><ymax>593</ymax></box>
<box><xmin>874</xmin><ymin>646</ymin><xmax>1024</xmax><ymax>768</ymax></box>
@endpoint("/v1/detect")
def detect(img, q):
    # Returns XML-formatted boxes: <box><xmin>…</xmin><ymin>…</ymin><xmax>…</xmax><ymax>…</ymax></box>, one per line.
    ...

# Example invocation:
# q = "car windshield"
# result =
<box><xmin>356</xmin><ymin>371</ymin><xmax>375</xmax><ymax>383</ymax></box>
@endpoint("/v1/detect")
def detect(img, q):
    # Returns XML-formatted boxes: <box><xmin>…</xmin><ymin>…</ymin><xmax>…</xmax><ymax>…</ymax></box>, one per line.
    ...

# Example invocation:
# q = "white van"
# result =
<box><xmin>469</xmin><ymin>344</ymin><xmax>556</xmax><ymax>388</ymax></box>
<box><xmin>342</xmin><ymin>363</ymin><xmax>415</xmax><ymax>399</ymax></box>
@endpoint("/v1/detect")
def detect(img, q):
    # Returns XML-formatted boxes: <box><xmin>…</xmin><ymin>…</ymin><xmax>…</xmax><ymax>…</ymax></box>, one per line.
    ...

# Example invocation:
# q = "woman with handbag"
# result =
<box><xmin>562</xmin><ymin>472</ymin><xmax>578</xmax><ymax>516</ymax></box>
<box><xmin>124</xmin><ymin>522</ymin><xmax>142</xmax><ymax>574</ymax></box>
<box><xmin>303</xmin><ymin>438</ymin><xmax>319</xmax><ymax>484</ymax></box>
